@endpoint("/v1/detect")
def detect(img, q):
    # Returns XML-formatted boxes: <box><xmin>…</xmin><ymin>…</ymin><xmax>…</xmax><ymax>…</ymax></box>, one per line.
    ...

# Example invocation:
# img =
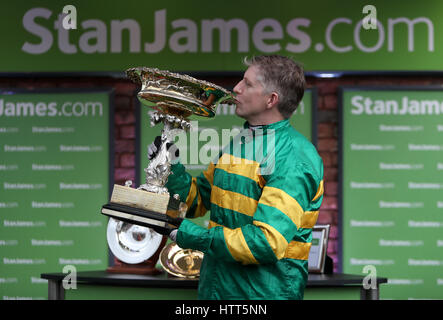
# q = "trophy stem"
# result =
<box><xmin>138</xmin><ymin>110</ymin><xmax>191</xmax><ymax>194</ymax></box>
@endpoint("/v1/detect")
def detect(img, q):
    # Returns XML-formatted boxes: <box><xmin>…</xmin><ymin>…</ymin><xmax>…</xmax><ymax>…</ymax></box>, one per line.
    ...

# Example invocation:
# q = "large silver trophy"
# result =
<box><xmin>102</xmin><ymin>67</ymin><xmax>234</xmax><ymax>276</ymax></box>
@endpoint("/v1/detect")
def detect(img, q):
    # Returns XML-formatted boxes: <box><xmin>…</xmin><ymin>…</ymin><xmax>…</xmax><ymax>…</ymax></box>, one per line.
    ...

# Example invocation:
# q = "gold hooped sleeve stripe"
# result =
<box><xmin>284</xmin><ymin>241</ymin><xmax>312</xmax><ymax>260</ymax></box>
<box><xmin>194</xmin><ymin>189</ymin><xmax>206</xmax><ymax>218</ymax></box>
<box><xmin>211</xmin><ymin>185</ymin><xmax>258</xmax><ymax>217</ymax></box>
<box><xmin>214</xmin><ymin>220</ymin><xmax>312</xmax><ymax>261</ymax></box>
<box><xmin>301</xmin><ymin>211</ymin><xmax>319</xmax><ymax>229</ymax></box>
<box><xmin>185</xmin><ymin>177</ymin><xmax>198</xmax><ymax>210</ymax></box>
<box><xmin>185</xmin><ymin>162</ymin><xmax>215</xmax><ymax>218</ymax></box>
<box><xmin>185</xmin><ymin>177</ymin><xmax>208</xmax><ymax>218</ymax></box>
<box><xmin>253</xmin><ymin>220</ymin><xmax>288</xmax><ymax>260</ymax></box>
<box><xmin>203</xmin><ymin>162</ymin><xmax>215</xmax><ymax>187</ymax></box>
<box><xmin>216</xmin><ymin>154</ymin><xmax>265</xmax><ymax>188</ymax></box>
<box><xmin>259</xmin><ymin>186</ymin><xmax>319</xmax><ymax>229</ymax></box>
<box><xmin>259</xmin><ymin>186</ymin><xmax>304</xmax><ymax>228</ymax></box>
<box><xmin>312</xmin><ymin>180</ymin><xmax>324</xmax><ymax>201</ymax></box>
<box><xmin>223</xmin><ymin>227</ymin><xmax>258</xmax><ymax>264</ymax></box>
<box><xmin>208</xmin><ymin>220</ymin><xmax>221</xmax><ymax>229</ymax></box>
<box><xmin>209</xmin><ymin>221</ymin><xmax>312</xmax><ymax>261</ymax></box>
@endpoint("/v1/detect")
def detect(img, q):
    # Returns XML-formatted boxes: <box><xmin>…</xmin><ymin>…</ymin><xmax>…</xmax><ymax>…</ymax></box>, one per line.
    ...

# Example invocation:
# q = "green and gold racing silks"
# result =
<box><xmin>166</xmin><ymin>119</ymin><xmax>324</xmax><ymax>299</ymax></box>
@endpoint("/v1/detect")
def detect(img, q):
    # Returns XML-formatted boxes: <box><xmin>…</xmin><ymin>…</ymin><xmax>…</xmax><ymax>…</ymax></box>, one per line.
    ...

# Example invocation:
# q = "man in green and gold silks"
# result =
<box><xmin>150</xmin><ymin>55</ymin><xmax>324</xmax><ymax>300</ymax></box>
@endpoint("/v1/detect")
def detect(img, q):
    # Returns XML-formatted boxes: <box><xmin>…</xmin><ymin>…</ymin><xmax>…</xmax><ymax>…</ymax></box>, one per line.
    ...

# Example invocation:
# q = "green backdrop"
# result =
<box><xmin>340</xmin><ymin>87</ymin><xmax>443</xmax><ymax>300</ymax></box>
<box><xmin>0</xmin><ymin>89</ymin><xmax>113</xmax><ymax>300</ymax></box>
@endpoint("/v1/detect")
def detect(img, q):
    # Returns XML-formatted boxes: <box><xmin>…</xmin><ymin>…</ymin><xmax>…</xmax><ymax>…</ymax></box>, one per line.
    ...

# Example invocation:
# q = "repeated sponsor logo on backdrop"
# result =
<box><xmin>341</xmin><ymin>88</ymin><xmax>443</xmax><ymax>300</ymax></box>
<box><xmin>0</xmin><ymin>90</ymin><xmax>112</xmax><ymax>300</ymax></box>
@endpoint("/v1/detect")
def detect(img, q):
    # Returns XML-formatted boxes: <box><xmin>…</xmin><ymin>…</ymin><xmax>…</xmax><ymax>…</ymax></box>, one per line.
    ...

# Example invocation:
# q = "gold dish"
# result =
<box><xmin>159</xmin><ymin>242</ymin><xmax>204</xmax><ymax>278</ymax></box>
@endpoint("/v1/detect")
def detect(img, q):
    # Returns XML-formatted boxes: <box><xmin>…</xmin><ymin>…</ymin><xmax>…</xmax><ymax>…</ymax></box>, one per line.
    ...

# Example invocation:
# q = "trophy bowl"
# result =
<box><xmin>126</xmin><ymin>67</ymin><xmax>235</xmax><ymax>118</ymax></box>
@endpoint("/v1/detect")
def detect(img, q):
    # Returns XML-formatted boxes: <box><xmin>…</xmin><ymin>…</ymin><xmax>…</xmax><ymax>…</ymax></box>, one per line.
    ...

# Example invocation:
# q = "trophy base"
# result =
<box><xmin>106</xmin><ymin>264</ymin><xmax>163</xmax><ymax>276</ymax></box>
<box><xmin>106</xmin><ymin>236</ymin><xmax>167</xmax><ymax>276</ymax></box>
<box><xmin>109</xmin><ymin>184</ymin><xmax>185</xmax><ymax>218</ymax></box>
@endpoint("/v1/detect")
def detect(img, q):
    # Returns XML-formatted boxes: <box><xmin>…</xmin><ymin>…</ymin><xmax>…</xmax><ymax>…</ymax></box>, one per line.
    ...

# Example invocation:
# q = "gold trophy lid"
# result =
<box><xmin>159</xmin><ymin>242</ymin><xmax>203</xmax><ymax>278</ymax></box>
<box><xmin>126</xmin><ymin>67</ymin><xmax>235</xmax><ymax>118</ymax></box>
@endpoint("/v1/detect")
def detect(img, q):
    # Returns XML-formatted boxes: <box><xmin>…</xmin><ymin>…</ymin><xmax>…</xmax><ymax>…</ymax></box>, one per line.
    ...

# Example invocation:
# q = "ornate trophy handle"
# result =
<box><xmin>138</xmin><ymin>110</ymin><xmax>191</xmax><ymax>194</ymax></box>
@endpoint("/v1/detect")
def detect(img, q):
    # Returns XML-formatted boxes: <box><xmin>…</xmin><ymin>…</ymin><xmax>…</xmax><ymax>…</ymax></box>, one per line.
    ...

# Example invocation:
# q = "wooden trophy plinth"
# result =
<box><xmin>104</xmin><ymin>185</ymin><xmax>184</xmax><ymax>276</ymax></box>
<box><xmin>107</xmin><ymin>235</ymin><xmax>167</xmax><ymax>275</ymax></box>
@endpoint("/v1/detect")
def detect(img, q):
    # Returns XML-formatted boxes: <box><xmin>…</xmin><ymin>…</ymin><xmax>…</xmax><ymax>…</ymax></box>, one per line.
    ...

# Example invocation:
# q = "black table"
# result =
<box><xmin>41</xmin><ymin>270</ymin><xmax>387</xmax><ymax>300</ymax></box>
